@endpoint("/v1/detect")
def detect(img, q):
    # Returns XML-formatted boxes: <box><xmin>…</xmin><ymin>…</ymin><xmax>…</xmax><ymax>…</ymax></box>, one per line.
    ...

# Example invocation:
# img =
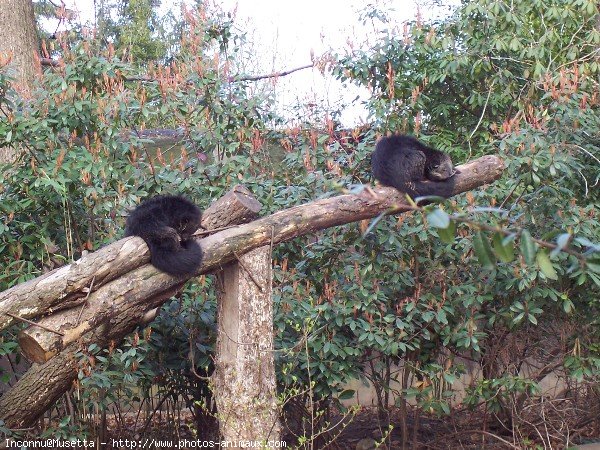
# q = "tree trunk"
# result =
<box><xmin>0</xmin><ymin>0</ymin><xmax>38</xmax><ymax>90</ymax></box>
<box><xmin>213</xmin><ymin>246</ymin><xmax>281</xmax><ymax>442</ymax></box>
<box><xmin>0</xmin><ymin>0</ymin><xmax>40</xmax><ymax>162</ymax></box>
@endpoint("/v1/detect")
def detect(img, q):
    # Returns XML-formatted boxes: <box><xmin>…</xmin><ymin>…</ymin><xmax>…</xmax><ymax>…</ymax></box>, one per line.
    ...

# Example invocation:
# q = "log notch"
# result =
<box><xmin>0</xmin><ymin>155</ymin><xmax>505</xmax><ymax>427</ymax></box>
<box><xmin>0</xmin><ymin>186</ymin><xmax>262</xmax><ymax>427</ymax></box>
<box><xmin>0</xmin><ymin>185</ymin><xmax>261</xmax><ymax>331</ymax></box>
<box><xmin>213</xmin><ymin>246</ymin><xmax>281</xmax><ymax>442</ymax></box>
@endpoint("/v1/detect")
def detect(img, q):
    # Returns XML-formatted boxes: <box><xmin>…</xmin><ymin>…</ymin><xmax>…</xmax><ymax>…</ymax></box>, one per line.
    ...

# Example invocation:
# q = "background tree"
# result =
<box><xmin>0</xmin><ymin>0</ymin><xmax>39</xmax><ymax>162</ymax></box>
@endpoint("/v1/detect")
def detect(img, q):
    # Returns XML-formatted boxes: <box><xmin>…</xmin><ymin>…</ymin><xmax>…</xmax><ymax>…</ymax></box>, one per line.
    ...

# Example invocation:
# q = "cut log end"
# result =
<box><xmin>18</xmin><ymin>329</ymin><xmax>57</xmax><ymax>364</ymax></box>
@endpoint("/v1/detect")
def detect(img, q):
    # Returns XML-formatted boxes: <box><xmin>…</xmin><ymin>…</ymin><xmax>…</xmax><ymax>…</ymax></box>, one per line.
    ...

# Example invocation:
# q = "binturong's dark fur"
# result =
<box><xmin>125</xmin><ymin>195</ymin><xmax>203</xmax><ymax>276</ymax></box>
<box><xmin>371</xmin><ymin>134</ymin><xmax>456</xmax><ymax>198</ymax></box>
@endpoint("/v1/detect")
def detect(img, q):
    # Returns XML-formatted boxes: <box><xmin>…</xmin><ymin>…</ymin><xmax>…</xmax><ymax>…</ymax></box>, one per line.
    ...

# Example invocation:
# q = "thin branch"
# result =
<box><xmin>124</xmin><ymin>63</ymin><xmax>314</xmax><ymax>85</ymax></box>
<box><xmin>4</xmin><ymin>313</ymin><xmax>64</xmax><ymax>336</ymax></box>
<box><xmin>227</xmin><ymin>63</ymin><xmax>314</xmax><ymax>82</ymax></box>
<box><xmin>468</xmin><ymin>79</ymin><xmax>496</xmax><ymax>157</ymax></box>
<box><xmin>75</xmin><ymin>276</ymin><xmax>95</xmax><ymax>324</ymax></box>
<box><xmin>194</xmin><ymin>224</ymin><xmax>237</xmax><ymax>236</ymax></box>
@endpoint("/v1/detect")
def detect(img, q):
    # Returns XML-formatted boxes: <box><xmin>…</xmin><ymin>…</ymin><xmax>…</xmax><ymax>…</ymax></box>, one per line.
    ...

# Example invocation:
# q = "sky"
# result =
<box><xmin>56</xmin><ymin>0</ymin><xmax>458</xmax><ymax>126</ymax></box>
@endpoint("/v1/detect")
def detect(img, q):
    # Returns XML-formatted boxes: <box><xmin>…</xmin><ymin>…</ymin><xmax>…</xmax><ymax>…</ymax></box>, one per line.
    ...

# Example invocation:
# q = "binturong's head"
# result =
<box><xmin>175</xmin><ymin>205</ymin><xmax>202</xmax><ymax>239</ymax></box>
<box><xmin>426</xmin><ymin>152</ymin><xmax>456</xmax><ymax>181</ymax></box>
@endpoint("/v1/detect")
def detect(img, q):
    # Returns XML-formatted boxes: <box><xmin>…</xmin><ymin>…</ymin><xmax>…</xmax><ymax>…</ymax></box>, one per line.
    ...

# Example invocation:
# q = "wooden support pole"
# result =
<box><xmin>213</xmin><ymin>246</ymin><xmax>281</xmax><ymax>442</ymax></box>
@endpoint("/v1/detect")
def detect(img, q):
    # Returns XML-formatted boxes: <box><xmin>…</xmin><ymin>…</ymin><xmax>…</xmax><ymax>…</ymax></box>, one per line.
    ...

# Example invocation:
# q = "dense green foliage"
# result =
<box><xmin>1</xmin><ymin>0</ymin><xmax>599</xmax><ymax>446</ymax></box>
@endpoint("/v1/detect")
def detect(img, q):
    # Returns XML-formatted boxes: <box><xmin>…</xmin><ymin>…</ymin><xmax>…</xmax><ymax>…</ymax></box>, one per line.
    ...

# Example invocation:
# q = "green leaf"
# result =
<box><xmin>586</xmin><ymin>259</ymin><xmax>600</xmax><ymax>274</ymax></box>
<box><xmin>427</xmin><ymin>208</ymin><xmax>450</xmax><ymax>229</ymax></box>
<box><xmin>536</xmin><ymin>250</ymin><xmax>558</xmax><ymax>280</ymax></box>
<box><xmin>520</xmin><ymin>230</ymin><xmax>537</xmax><ymax>265</ymax></box>
<box><xmin>473</xmin><ymin>231</ymin><xmax>496</xmax><ymax>268</ymax></box>
<box><xmin>513</xmin><ymin>312</ymin><xmax>525</xmax><ymax>324</ymax></box>
<box><xmin>440</xmin><ymin>402</ymin><xmax>451</xmax><ymax>414</ymax></box>
<box><xmin>437</xmin><ymin>309</ymin><xmax>448</xmax><ymax>324</ymax></box>
<box><xmin>337</xmin><ymin>389</ymin><xmax>356</xmax><ymax>400</ymax></box>
<box><xmin>438</xmin><ymin>220</ymin><xmax>456</xmax><ymax>244</ymax></box>
<box><xmin>528</xmin><ymin>314</ymin><xmax>538</xmax><ymax>325</ymax></box>
<box><xmin>492</xmin><ymin>232</ymin><xmax>514</xmax><ymax>263</ymax></box>
<box><xmin>588</xmin><ymin>272</ymin><xmax>600</xmax><ymax>287</ymax></box>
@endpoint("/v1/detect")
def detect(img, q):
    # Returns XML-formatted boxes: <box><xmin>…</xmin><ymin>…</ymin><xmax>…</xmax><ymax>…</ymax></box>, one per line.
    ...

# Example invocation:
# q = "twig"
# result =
<box><xmin>193</xmin><ymin>224</ymin><xmax>237</xmax><ymax>236</ymax></box>
<box><xmin>76</xmin><ymin>275</ymin><xmax>95</xmax><ymax>324</ymax></box>
<box><xmin>468</xmin><ymin>79</ymin><xmax>496</xmax><ymax>158</ymax></box>
<box><xmin>4</xmin><ymin>313</ymin><xmax>64</xmax><ymax>336</ymax></box>
<box><xmin>227</xmin><ymin>63</ymin><xmax>314</xmax><ymax>82</ymax></box>
<box><xmin>498</xmin><ymin>179</ymin><xmax>522</xmax><ymax>210</ymax></box>
<box><xmin>233</xmin><ymin>251</ymin><xmax>264</xmax><ymax>292</ymax></box>
<box><xmin>434</xmin><ymin>429</ymin><xmax>522</xmax><ymax>449</ymax></box>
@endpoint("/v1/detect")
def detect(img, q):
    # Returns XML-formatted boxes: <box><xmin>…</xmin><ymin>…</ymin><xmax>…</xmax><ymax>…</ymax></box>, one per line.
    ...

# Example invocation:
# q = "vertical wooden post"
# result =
<box><xmin>213</xmin><ymin>245</ymin><xmax>281</xmax><ymax>442</ymax></box>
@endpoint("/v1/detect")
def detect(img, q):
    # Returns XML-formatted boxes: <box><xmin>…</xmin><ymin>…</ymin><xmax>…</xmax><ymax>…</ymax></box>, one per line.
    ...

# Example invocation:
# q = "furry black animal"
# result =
<box><xmin>371</xmin><ymin>134</ymin><xmax>456</xmax><ymax>198</ymax></box>
<box><xmin>125</xmin><ymin>195</ymin><xmax>203</xmax><ymax>276</ymax></box>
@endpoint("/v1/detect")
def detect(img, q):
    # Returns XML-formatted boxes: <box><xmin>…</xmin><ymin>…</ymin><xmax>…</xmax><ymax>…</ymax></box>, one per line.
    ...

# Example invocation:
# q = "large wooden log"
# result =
<box><xmin>18</xmin><ymin>187</ymin><xmax>262</xmax><ymax>363</ymax></box>
<box><xmin>0</xmin><ymin>283</ymin><xmax>183</xmax><ymax>428</ymax></box>
<box><xmin>18</xmin><ymin>155</ymin><xmax>503</xmax><ymax>364</ymax></box>
<box><xmin>213</xmin><ymin>246</ymin><xmax>281</xmax><ymax>442</ymax></box>
<box><xmin>1</xmin><ymin>155</ymin><xmax>504</xmax><ymax>427</ymax></box>
<box><xmin>0</xmin><ymin>185</ymin><xmax>261</xmax><ymax>331</ymax></box>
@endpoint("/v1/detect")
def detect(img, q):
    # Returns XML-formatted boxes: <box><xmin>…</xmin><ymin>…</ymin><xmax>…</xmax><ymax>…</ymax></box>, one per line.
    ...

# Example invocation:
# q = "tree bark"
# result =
<box><xmin>0</xmin><ymin>0</ymin><xmax>39</xmax><ymax>90</ymax></box>
<box><xmin>0</xmin><ymin>0</ymin><xmax>40</xmax><ymax>162</ymax></box>
<box><xmin>0</xmin><ymin>185</ymin><xmax>261</xmax><ymax>331</ymax></box>
<box><xmin>213</xmin><ymin>247</ymin><xmax>281</xmax><ymax>442</ymax></box>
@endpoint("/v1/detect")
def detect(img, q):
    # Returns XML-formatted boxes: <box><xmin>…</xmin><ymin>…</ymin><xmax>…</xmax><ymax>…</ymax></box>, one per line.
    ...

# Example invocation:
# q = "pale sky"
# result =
<box><xmin>57</xmin><ymin>1</ymin><xmax>457</xmax><ymax>125</ymax></box>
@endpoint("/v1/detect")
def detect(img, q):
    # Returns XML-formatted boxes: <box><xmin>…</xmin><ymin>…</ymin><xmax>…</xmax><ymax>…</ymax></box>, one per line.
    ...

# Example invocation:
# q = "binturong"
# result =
<box><xmin>125</xmin><ymin>195</ymin><xmax>203</xmax><ymax>276</ymax></box>
<box><xmin>371</xmin><ymin>134</ymin><xmax>456</xmax><ymax>198</ymax></box>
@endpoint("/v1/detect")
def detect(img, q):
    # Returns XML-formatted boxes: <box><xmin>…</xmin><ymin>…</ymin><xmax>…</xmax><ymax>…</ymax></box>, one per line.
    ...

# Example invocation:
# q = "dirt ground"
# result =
<box><xmin>106</xmin><ymin>404</ymin><xmax>599</xmax><ymax>449</ymax></box>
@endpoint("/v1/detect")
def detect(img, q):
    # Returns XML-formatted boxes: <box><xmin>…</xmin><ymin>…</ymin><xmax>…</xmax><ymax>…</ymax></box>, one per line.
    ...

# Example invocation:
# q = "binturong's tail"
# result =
<box><xmin>148</xmin><ymin>239</ymin><xmax>203</xmax><ymax>276</ymax></box>
<box><xmin>393</xmin><ymin>179</ymin><xmax>455</xmax><ymax>200</ymax></box>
